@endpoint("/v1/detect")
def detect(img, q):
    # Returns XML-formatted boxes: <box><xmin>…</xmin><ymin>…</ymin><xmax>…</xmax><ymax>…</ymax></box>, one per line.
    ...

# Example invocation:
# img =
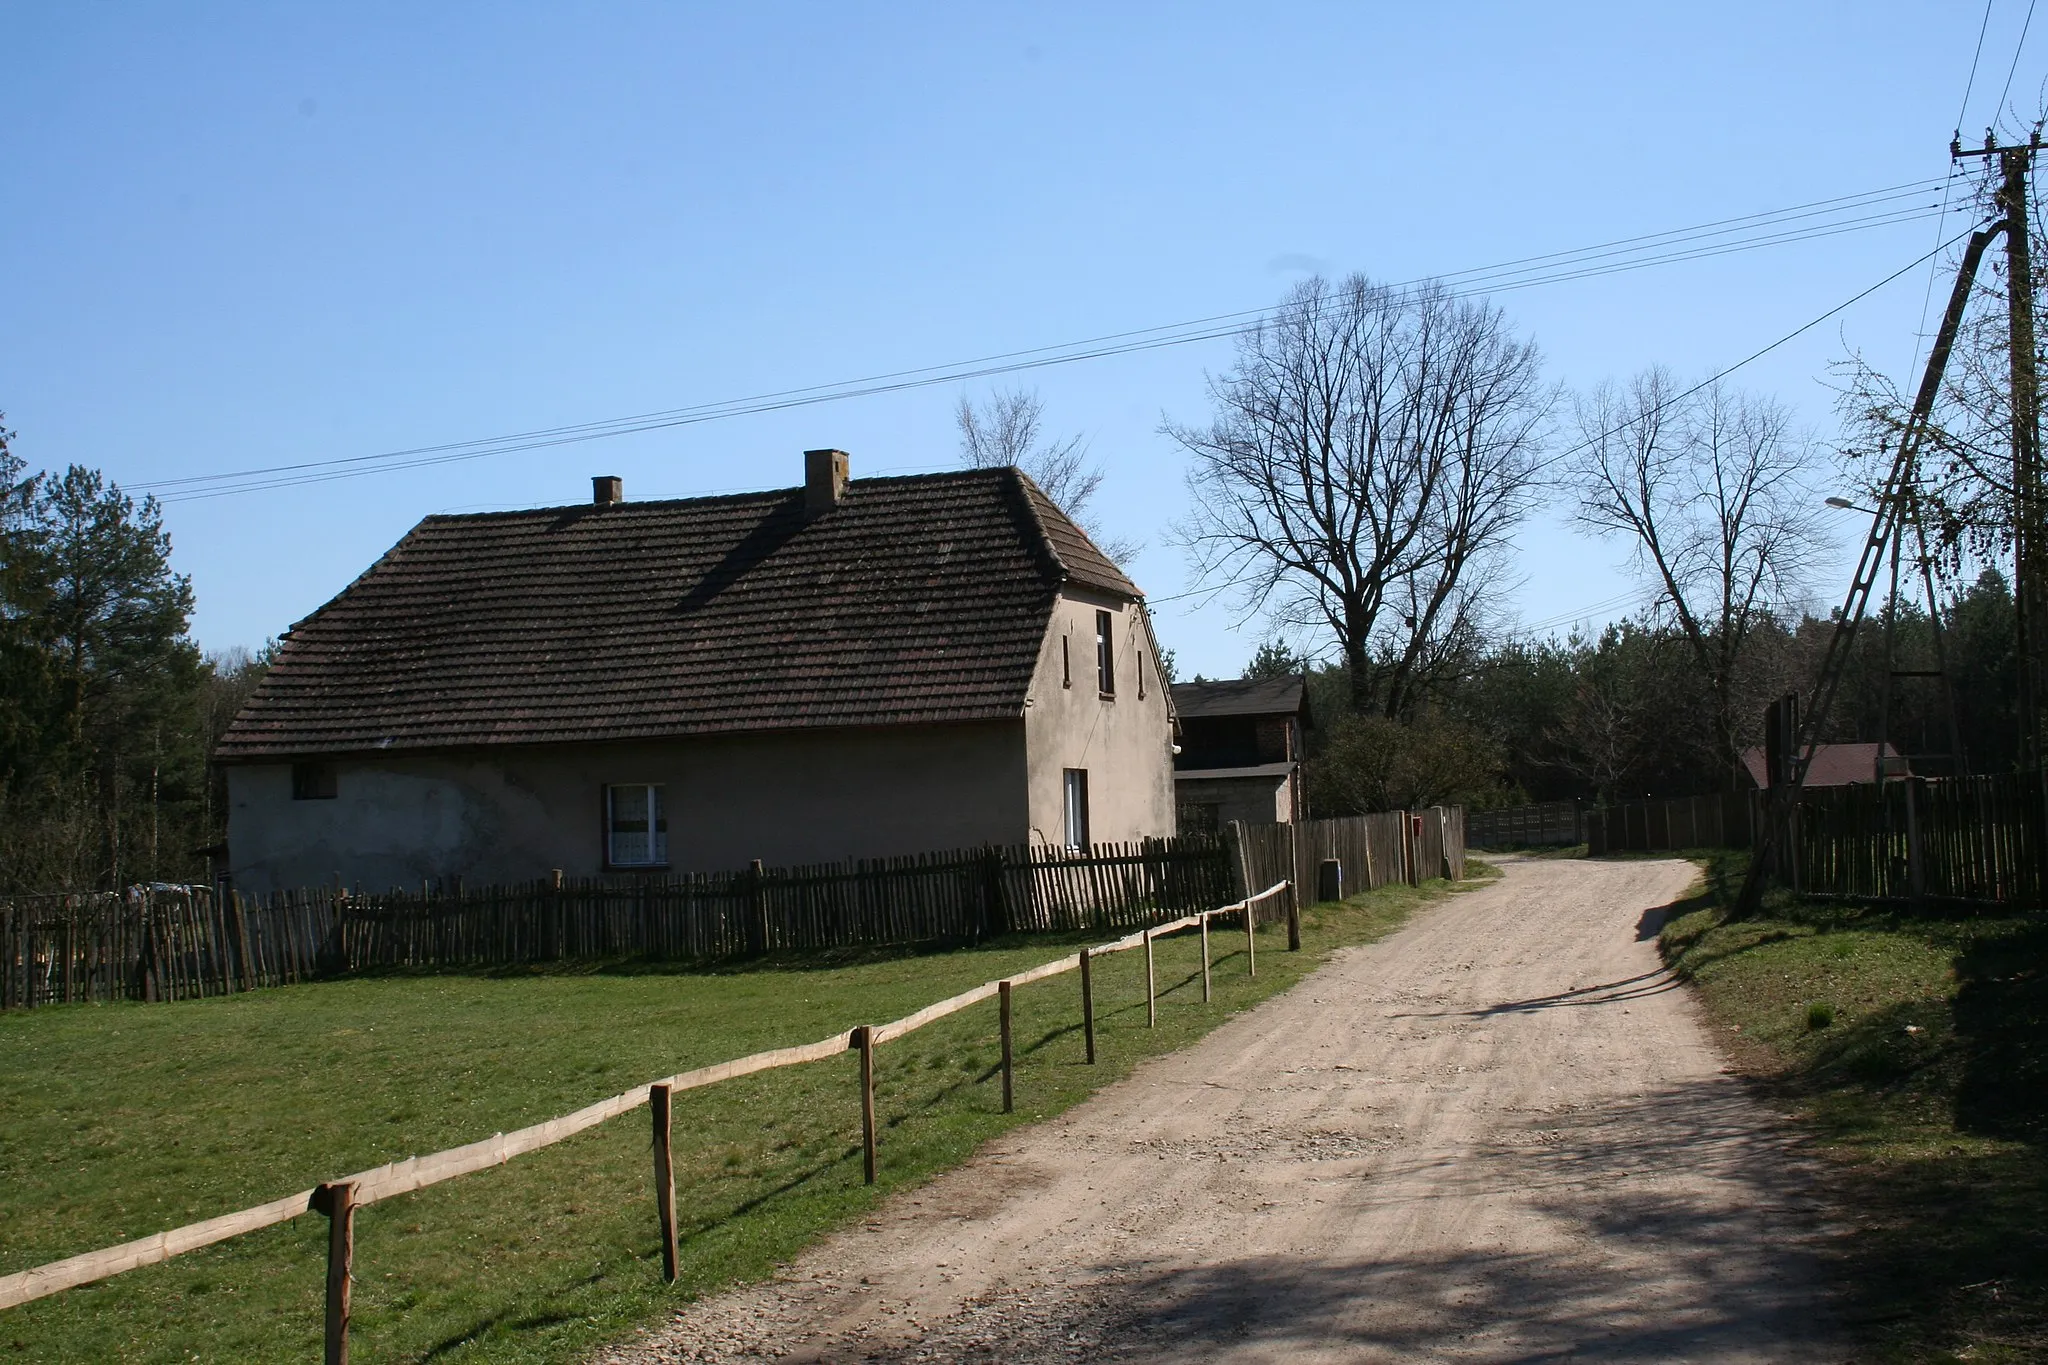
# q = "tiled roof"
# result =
<box><xmin>1739</xmin><ymin>742</ymin><xmax>1903</xmax><ymax>788</ymax></box>
<box><xmin>218</xmin><ymin>468</ymin><xmax>1139</xmax><ymax>760</ymax></box>
<box><xmin>1170</xmin><ymin>676</ymin><xmax>1308</xmax><ymax>721</ymax></box>
<box><xmin>1016</xmin><ymin>478</ymin><xmax>1138</xmax><ymax>599</ymax></box>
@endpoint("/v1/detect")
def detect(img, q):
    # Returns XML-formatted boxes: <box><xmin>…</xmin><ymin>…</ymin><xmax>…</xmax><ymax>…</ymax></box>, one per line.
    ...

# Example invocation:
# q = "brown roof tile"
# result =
<box><xmin>218</xmin><ymin>468</ymin><xmax>1139</xmax><ymax>760</ymax></box>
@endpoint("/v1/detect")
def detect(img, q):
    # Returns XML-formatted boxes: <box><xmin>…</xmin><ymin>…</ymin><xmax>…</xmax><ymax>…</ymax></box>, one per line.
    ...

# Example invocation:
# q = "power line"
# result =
<box><xmin>145</xmin><ymin>184</ymin><xmax>1959</xmax><ymax>505</ymax></box>
<box><xmin>149</xmin><ymin>189</ymin><xmax>1947</xmax><ymax>500</ymax></box>
<box><xmin>1999</xmin><ymin>0</ymin><xmax>2040</xmax><ymax>120</ymax></box>
<box><xmin>1152</xmin><ymin>229</ymin><xmax>1976</xmax><ymax>616</ymax></box>
<box><xmin>1961</xmin><ymin>0</ymin><xmax>1997</xmax><ymax>134</ymax></box>
<box><xmin>1515</xmin><ymin>587</ymin><xmax>1659</xmax><ymax>636</ymax></box>
<box><xmin>153</xmin><ymin>197</ymin><xmax>1953</xmax><ymax>502</ymax></box>
<box><xmin>143</xmin><ymin>176</ymin><xmax>1947</xmax><ymax>493</ymax></box>
<box><xmin>1914</xmin><ymin>5</ymin><xmax>2002</xmax><ymax>392</ymax></box>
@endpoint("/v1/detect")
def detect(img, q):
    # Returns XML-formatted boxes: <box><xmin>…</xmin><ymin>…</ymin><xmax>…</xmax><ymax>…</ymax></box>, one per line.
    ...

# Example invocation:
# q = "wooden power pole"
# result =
<box><xmin>1740</xmin><ymin>133</ymin><xmax>2046</xmax><ymax>916</ymax></box>
<box><xmin>1957</xmin><ymin>131</ymin><xmax>2048</xmax><ymax>768</ymax></box>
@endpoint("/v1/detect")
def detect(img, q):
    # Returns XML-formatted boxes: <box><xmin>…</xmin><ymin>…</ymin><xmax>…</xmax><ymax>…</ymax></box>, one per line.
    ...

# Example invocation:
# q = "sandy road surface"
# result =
<box><xmin>599</xmin><ymin>856</ymin><xmax>1841</xmax><ymax>1363</ymax></box>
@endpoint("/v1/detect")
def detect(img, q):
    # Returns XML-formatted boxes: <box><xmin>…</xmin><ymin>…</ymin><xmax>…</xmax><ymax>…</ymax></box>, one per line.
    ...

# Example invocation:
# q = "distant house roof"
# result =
<box><xmin>1739</xmin><ymin>742</ymin><xmax>1904</xmax><ymax>789</ymax></box>
<box><xmin>217</xmin><ymin>468</ymin><xmax>1140</xmax><ymax>761</ymax></box>
<box><xmin>1170</xmin><ymin>675</ymin><xmax>1309</xmax><ymax>722</ymax></box>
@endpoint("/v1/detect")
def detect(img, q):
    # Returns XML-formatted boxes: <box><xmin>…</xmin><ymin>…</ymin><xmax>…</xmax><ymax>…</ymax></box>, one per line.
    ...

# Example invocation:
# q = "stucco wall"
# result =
<box><xmin>1021</xmin><ymin>590</ymin><xmax>1177</xmax><ymax>845</ymax></box>
<box><xmin>225</xmin><ymin>720</ymin><xmax>1028</xmax><ymax>897</ymax></box>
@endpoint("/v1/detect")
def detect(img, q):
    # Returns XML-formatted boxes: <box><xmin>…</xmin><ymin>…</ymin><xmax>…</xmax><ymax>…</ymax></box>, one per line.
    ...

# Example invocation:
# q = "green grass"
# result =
<box><xmin>1656</xmin><ymin>850</ymin><xmax>2047</xmax><ymax>1363</ymax></box>
<box><xmin>0</xmin><ymin>871</ymin><xmax>1485</xmax><ymax>1363</ymax></box>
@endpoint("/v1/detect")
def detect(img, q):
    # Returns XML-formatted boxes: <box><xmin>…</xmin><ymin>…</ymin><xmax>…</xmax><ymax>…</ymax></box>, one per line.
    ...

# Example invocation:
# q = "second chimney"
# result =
<box><xmin>592</xmin><ymin>475</ymin><xmax>622</xmax><ymax>506</ymax></box>
<box><xmin>805</xmin><ymin>448</ymin><xmax>850</xmax><ymax>513</ymax></box>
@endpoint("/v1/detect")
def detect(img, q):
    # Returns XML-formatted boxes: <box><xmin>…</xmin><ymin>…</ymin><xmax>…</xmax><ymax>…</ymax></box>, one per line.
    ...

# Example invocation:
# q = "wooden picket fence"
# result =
<box><xmin>1586</xmin><ymin>792</ymin><xmax>1756</xmax><ymax>855</ymax></box>
<box><xmin>0</xmin><ymin>881</ymin><xmax>1295</xmax><ymax>1364</ymax></box>
<box><xmin>1771</xmin><ymin>770</ymin><xmax>2047</xmax><ymax>908</ymax></box>
<box><xmin>1</xmin><ymin>836</ymin><xmax>1238</xmax><ymax>1010</ymax></box>
<box><xmin>1233</xmin><ymin>806</ymin><xmax>1465</xmax><ymax>913</ymax></box>
<box><xmin>1467</xmin><ymin>800</ymin><xmax>1585</xmax><ymax>849</ymax></box>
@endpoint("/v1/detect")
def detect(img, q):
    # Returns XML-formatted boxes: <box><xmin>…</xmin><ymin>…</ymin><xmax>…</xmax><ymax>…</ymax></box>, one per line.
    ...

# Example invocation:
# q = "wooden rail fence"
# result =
<box><xmin>3</xmin><ymin>835</ymin><xmax>1237</xmax><ymax>1011</ymax></box>
<box><xmin>0</xmin><ymin>881</ymin><xmax>1294</xmax><ymax>1363</ymax></box>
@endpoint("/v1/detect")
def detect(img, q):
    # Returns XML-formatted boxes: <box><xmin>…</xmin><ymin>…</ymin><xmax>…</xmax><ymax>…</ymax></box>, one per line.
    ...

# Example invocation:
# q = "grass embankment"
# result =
<box><xmin>0</xmin><ymin>870</ymin><xmax>1485</xmax><ymax>1364</ymax></box>
<box><xmin>1657</xmin><ymin>851</ymin><xmax>2047</xmax><ymax>1363</ymax></box>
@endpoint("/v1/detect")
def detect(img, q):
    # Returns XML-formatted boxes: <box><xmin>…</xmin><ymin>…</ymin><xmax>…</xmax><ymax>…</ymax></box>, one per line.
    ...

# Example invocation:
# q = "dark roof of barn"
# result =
<box><xmin>1738</xmin><ymin>742</ymin><xmax>1903</xmax><ymax>789</ymax></box>
<box><xmin>217</xmin><ymin>468</ymin><xmax>1140</xmax><ymax>760</ymax></box>
<box><xmin>1169</xmin><ymin>675</ymin><xmax>1309</xmax><ymax>722</ymax></box>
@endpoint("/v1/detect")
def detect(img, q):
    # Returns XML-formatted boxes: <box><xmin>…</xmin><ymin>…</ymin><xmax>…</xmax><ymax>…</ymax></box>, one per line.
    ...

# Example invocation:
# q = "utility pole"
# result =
<box><xmin>1956</xmin><ymin>131</ymin><xmax>2046</xmax><ymax>767</ymax></box>
<box><xmin>1733</xmin><ymin>192</ymin><xmax>2007</xmax><ymax>917</ymax></box>
<box><xmin>2007</xmin><ymin>139</ymin><xmax>2046</xmax><ymax>773</ymax></box>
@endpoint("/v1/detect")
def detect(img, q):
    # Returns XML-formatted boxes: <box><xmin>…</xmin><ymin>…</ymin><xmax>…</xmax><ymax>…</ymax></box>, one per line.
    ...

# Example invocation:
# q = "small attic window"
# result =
<box><xmin>1096</xmin><ymin>610</ymin><xmax>1115</xmax><ymax>696</ymax></box>
<box><xmin>292</xmin><ymin>762</ymin><xmax>337</xmax><ymax>801</ymax></box>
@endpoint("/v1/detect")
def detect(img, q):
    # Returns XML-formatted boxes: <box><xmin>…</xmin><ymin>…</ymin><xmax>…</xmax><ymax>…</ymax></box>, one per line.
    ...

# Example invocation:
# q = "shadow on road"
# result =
<box><xmin>837</xmin><ymin>1079</ymin><xmax>1839</xmax><ymax>1363</ymax></box>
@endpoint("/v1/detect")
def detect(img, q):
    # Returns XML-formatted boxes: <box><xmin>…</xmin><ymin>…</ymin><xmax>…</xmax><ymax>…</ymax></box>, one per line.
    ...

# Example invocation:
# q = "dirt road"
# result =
<box><xmin>601</xmin><ymin>856</ymin><xmax>1842</xmax><ymax>1363</ymax></box>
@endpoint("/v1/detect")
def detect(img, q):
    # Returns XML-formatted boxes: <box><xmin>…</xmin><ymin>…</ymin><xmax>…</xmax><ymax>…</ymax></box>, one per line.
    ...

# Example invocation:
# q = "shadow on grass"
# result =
<box><xmin>1658</xmin><ymin>850</ymin><xmax>2048</xmax><ymax>1360</ymax></box>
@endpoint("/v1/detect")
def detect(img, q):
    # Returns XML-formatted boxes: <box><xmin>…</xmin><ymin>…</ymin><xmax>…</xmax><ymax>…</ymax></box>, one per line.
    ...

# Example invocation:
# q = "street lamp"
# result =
<box><xmin>1824</xmin><ymin>495</ymin><xmax>1876</xmax><ymax>514</ymax></box>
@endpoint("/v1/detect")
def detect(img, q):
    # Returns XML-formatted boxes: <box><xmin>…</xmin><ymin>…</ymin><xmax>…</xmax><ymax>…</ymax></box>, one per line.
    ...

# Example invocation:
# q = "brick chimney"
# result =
<box><xmin>592</xmin><ymin>475</ymin><xmax>622</xmax><ymax>506</ymax></box>
<box><xmin>805</xmin><ymin>449</ymin><xmax>850</xmax><ymax>513</ymax></box>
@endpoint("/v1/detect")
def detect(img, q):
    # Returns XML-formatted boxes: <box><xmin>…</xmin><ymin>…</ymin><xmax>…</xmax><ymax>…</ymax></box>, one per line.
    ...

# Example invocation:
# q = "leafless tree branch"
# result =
<box><xmin>1167</xmin><ymin>273</ymin><xmax>1552</xmax><ymax>715</ymax></box>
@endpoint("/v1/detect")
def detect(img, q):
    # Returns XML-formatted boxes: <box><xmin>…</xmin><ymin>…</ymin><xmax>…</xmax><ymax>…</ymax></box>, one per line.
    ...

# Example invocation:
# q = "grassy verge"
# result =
<box><xmin>1656</xmin><ymin>850</ymin><xmax>2047</xmax><ymax>1363</ymax></box>
<box><xmin>0</xmin><ymin>870</ymin><xmax>1486</xmax><ymax>1363</ymax></box>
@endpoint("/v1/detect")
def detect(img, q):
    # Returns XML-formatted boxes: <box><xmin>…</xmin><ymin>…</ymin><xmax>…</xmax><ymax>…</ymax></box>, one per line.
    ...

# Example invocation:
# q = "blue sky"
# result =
<box><xmin>2</xmin><ymin>2</ymin><xmax>2038</xmax><ymax>678</ymax></box>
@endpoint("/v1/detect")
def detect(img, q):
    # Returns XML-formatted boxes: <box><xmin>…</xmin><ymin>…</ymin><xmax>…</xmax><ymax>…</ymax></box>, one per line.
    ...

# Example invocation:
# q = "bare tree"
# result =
<box><xmin>956</xmin><ymin>388</ymin><xmax>1139</xmax><ymax>563</ymax></box>
<box><xmin>1569</xmin><ymin>368</ymin><xmax>1824</xmax><ymax>782</ymax></box>
<box><xmin>1834</xmin><ymin>121</ymin><xmax>2046</xmax><ymax>579</ymax></box>
<box><xmin>1168</xmin><ymin>274</ymin><xmax>1551</xmax><ymax>716</ymax></box>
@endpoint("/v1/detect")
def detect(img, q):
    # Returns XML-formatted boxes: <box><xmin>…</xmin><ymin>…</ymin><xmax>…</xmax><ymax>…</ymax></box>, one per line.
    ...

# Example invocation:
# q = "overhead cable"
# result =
<box><xmin>144</xmin><ymin>181</ymin><xmax>1961</xmax><ymax>504</ymax></box>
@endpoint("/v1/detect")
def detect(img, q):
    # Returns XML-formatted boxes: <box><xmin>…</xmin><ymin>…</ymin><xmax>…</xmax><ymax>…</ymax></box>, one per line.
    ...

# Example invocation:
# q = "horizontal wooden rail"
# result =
<box><xmin>870</xmin><ymin>983</ymin><xmax>1000</xmax><ymax>1046</ymax></box>
<box><xmin>0</xmin><ymin>885</ymin><xmax>1290</xmax><ymax>1314</ymax></box>
<box><xmin>0</xmin><ymin>1189</ymin><xmax>319</xmax><ymax>1311</ymax></box>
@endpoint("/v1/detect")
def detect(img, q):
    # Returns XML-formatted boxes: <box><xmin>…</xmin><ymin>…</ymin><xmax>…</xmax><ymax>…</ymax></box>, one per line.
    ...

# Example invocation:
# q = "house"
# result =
<box><xmin>215</xmin><ymin>452</ymin><xmax>1176</xmax><ymax>896</ymax></box>
<box><xmin>1168</xmin><ymin>675</ymin><xmax>1309</xmax><ymax>832</ymax></box>
<box><xmin>1738</xmin><ymin>741</ymin><xmax>1908</xmax><ymax>789</ymax></box>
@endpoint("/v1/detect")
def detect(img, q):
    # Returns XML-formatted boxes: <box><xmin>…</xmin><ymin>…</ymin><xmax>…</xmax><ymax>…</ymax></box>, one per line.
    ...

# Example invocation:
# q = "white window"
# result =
<box><xmin>1062</xmin><ymin>768</ymin><xmax>1090</xmax><ymax>849</ymax></box>
<box><xmin>606</xmin><ymin>784</ymin><xmax>668</xmax><ymax>867</ymax></box>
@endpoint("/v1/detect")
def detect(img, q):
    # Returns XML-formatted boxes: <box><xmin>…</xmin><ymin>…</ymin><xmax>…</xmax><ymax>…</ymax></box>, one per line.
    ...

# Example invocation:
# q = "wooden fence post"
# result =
<box><xmin>999</xmin><ymin>981</ymin><xmax>1014</xmax><ymax>1113</ymax></box>
<box><xmin>650</xmin><ymin>1082</ymin><xmax>678</xmax><ymax>1282</ymax></box>
<box><xmin>232</xmin><ymin>892</ymin><xmax>253</xmax><ymax>993</ymax></box>
<box><xmin>316</xmin><ymin>1180</ymin><xmax>357</xmax><ymax>1365</ymax></box>
<box><xmin>1283</xmin><ymin>821</ymin><xmax>1301</xmax><ymax>933</ymax></box>
<box><xmin>1244</xmin><ymin>896</ymin><xmax>1256</xmax><ymax>978</ymax></box>
<box><xmin>980</xmin><ymin>847</ymin><xmax>1008</xmax><ymax>941</ymax></box>
<box><xmin>857</xmin><ymin>1025</ymin><xmax>877</xmax><ymax>1184</ymax></box>
<box><xmin>1224</xmin><ymin>820</ymin><xmax>1250</xmax><ymax>899</ymax></box>
<box><xmin>748</xmin><ymin>860</ymin><xmax>768</xmax><ymax>956</ymax></box>
<box><xmin>1143</xmin><ymin>929</ymin><xmax>1156</xmax><ymax>1027</ymax></box>
<box><xmin>1199</xmin><ymin>912</ymin><xmax>1211</xmax><ymax>1002</ymax></box>
<box><xmin>1905</xmin><ymin>778</ymin><xmax>1926</xmax><ymax>902</ymax></box>
<box><xmin>1079</xmin><ymin>949</ymin><xmax>1095</xmax><ymax>1064</ymax></box>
